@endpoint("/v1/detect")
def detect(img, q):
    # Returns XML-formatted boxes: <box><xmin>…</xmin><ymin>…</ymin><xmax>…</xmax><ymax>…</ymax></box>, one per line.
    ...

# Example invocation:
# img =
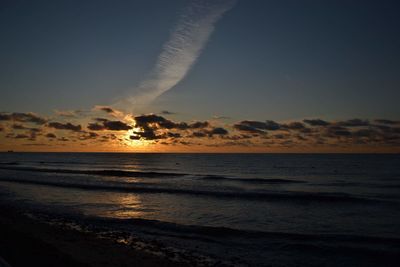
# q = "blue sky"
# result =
<box><xmin>1</xmin><ymin>0</ymin><xmax>399</xmax><ymax>121</ymax></box>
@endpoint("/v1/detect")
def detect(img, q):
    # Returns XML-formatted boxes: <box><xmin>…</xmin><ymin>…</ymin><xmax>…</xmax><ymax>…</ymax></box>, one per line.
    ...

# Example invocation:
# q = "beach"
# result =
<box><xmin>0</xmin><ymin>203</ymin><xmax>189</xmax><ymax>267</ymax></box>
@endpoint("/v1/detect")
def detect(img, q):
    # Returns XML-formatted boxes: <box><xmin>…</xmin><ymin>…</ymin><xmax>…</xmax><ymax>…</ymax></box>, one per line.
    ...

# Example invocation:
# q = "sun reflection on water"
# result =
<box><xmin>107</xmin><ymin>193</ymin><xmax>147</xmax><ymax>219</ymax></box>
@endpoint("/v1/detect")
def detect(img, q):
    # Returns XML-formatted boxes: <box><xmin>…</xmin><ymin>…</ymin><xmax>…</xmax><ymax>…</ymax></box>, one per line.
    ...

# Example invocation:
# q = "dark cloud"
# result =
<box><xmin>189</xmin><ymin>121</ymin><xmax>209</xmax><ymax>129</ymax></box>
<box><xmin>93</xmin><ymin>106</ymin><xmax>122</xmax><ymax>116</ymax></box>
<box><xmin>240</xmin><ymin>120</ymin><xmax>268</xmax><ymax>129</ymax></box>
<box><xmin>167</xmin><ymin>132</ymin><xmax>181</xmax><ymax>138</ymax></box>
<box><xmin>233</xmin><ymin>123</ymin><xmax>265</xmax><ymax>134</ymax></box>
<box><xmin>79</xmin><ymin>132</ymin><xmax>99</xmax><ymax>140</ymax></box>
<box><xmin>283</xmin><ymin>122</ymin><xmax>306</xmax><ymax>130</ymax></box>
<box><xmin>303</xmin><ymin>119</ymin><xmax>330</xmax><ymax>126</ymax></box>
<box><xmin>374</xmin><ymin>119</ymin><xmax>400</xmax><ymax>125</ymax></box>
<box><xmin>160</xmin><ymin>110</ymin><xmax>176</xmax><ymax>115</ymax></box>
<box><xmin>129</xmin><ymin>135</ymin><xmax>141</xmax><ymax>140</ymax></box>
<box><xmin>337</xmin><ymin>119</ymin><xmax>369</xmax><ymax>127</ymax></box>
<box><xmin>134</xmin><ymin>114</ymin><xmax>209</xmax><ymax>132</ymax></box>
<box><xmin>352</xmin><ymin>129</ymin><xmax>378</xmax><ymax>138</ymax></box>
<box><xmin>55</xmin><ymin>110</ymin><xmax>86</xmax><ymax>118</ymax></box>
<box><xmin>0</xmin><ymin>114</ymin><xmax>9</xmax><ymax>121</ymax></box>
<box><xmin>188</xmin><ymin>128</ymin><xmax>229</xmax><ymax>138</ymax></box>
<box><xmin>222</xmin><ymin>134</ymin><xmax>252</xmax><ymax>140</ymax></box>
<box><xmin>15</xmin><ymin>134</ymin><xmax>29</xmax><ymax>139</ymax></box>
<box><xmin>134</xmin><ymin>114</ymin><xmax>183</xmax><ymax>130</ymax></box>
<box><xmin>12</xmin><ymin>124</ymin><xmax>29</xmax><ymax>130</ymax></box>
<box><xmin>46</xmin><ymin>133</ymin><xmax>57</xmax><ymax>139</ymax></box>
<box><xmin>48</xmin><ymin>122</ymin><xmax>82</xmax><ymax>132</ymax></box>
<box><xmin>131</xmin><ymin>128</ymin><xmax>165</xmax><ymax>140</ymax></box>
<box><xmin>209</xmin><ymin>127</ymin><xmax>228</xmax><ymax>136</ymax></box>
<box><xmin>264</xmin><ymin>120</ymin><xmax>281</xmax><ymax>130</ymax></box>
<box><xmin>130</xmin><ymin>114</ymin><xmax>212</xmax><ymax>140</ymax></box>
<box><xmin>326</xmin><ymin>126</ymin><xmax>352</xmax><ymax>137</ymax></box>
<box><xmin>191</xmin><ymin>131</ymin><xmax>207</xmax><ymax>138</ymax></box>
<box><xmin>88</xmin><ymin>119</ymin><xmax>132</xmax><ymax>131</ymax></box>
<box><xmin>233</xmin><ymin>120</ymin><xmax>280</xmax><ymax>133</ymax></box>
<box><xmin>87</xmin><ymin>123</ymin><xmax>105</xmax><ymax>131</ymax></box>
<box><xmin>99</xmin><ymin>107</ymin><xmax>115</xmax><ymax>113</ymax></box>
<box><xmin>29</xmin><ymin>128</ymin><xmax>41</xmax><ymax>133</ymax></box>
<box><xmin>103</xmin><ymin>120</ymin><xmax>132</xmax><ymax>131</ymax></box>
<box><xmin>0</xmin><ymin>112</ymin><xmax>47</xmax><ymax>125</ymax></box>
<box><xmin>134</xmin><ymin>114</ymin><xmax>166</xmax><ymax>125</ymax></box>
<box><xmin>273</xmin><ymin>134</ymin><xmax>289</xmax><ymax>139</ymax></box>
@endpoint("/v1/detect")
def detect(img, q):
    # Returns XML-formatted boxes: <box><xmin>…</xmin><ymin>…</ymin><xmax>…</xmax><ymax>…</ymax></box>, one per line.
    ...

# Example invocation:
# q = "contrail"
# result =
<box><xmin>115</xmin><ymin>0</ymin><xmax>235</xmax><ymax>110</ymax></box>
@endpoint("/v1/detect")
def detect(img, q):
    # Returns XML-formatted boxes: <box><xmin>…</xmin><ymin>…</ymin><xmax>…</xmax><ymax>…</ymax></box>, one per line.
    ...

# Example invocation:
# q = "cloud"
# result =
<box><xmin>130</xmin><ymin>128</ymin><xmax>165</xmax><ymax>140</ymax></box>
<box><xmin>160</xmin><ymin>110</ymin><xmax>176</xmax><ymax>115</ymax></box>
<box><xmin>233</xmin><ymin>120</ymin><xmax>280</xmax><ymax>133</ymax></box>
<box><xmin>2</xmin><ymin>109</ymin><xmax>400</xmax><ymax>150</ymax></box>
<box><xmin>352</xmin><ymin>129</ymin><xmax>378</xmax><ymax>138</ymax></box>
<box><xmin>209</xmin><ymin>127</ymin><xmax>228</xmax><ymax>136</ymax></box>
<box><xmin>93</xmin><ymin>106</ymin><xmax>124</xmax><ymax>118</ymax></box>
<box><xmin>134</xmin><ymin>114</ymin><xmax>169</xmax><ymax>126</ymax></box>
<box><xmin>54</xmin><ymin>109</ymin><xmax>87</xmax><ymax>118</ymax></box>
<box><xmin>47</xmin><ymin>122</ymin><xmax>82</xmax><ymax>132</ymax></box>
<box><xmin>131</xmin><ymin>114</ymin><xmax>214</xmax><ymax>141</ymax></box>
<box><xmin>337</xmin><ymin>119</ymin><xmax>370</xmax><ymax>127</ymax></box>
<box><xmin>46</xmin><ymin>133</ymin><xmax>57</xmax><ymax>139</ymax></box>
<box><xmin>12</xmin><ymin>123</ymin><xmax>29</xmax><ymax>130</ymax></box>
<box><xmin>374</xmin><ymin>119</ymin><xmax>400</xmax><ymax>125</ymax></box>
<box><xmin>213</xmin><ymin>115</ymin><xmax>231</xmax><ymax>120</ymax></box>
<box><xmin>88</xmin><ymin>119</ymin><xmax>132</xmax><ymax>131</ymax></box>
<box><xmin>0</xmin><ymin>112</ymin><xmax>47</xmax><ymax>125</ymax></box>
<box><xmin>189</xmin><ymin>121</ymin><xmax>209</xmax><ymax>129</ymax></box>
<box><xmin>116</xmin><ymin>0</ymin><xmax>235</xmax><ymax>109</ymax></box>
<box><xmin>14</xmin><ymin>134</ymin><xmax>30</xmax><ymax>139</ymax></box>
<box><xmin>103</xmin><ymin>120</ymin><xmax>132</xmax><ymax>131</ymax></box>
<box><xmin>134</xmin><ymin>114</ymin><xmax>209</xmax><ymax>131</ymax></box>
<box><xmin>326</xmin><ymin>126</ymin><xmax>352</xmax><ymax>137</ymax></box>
<box><xmin>79</xmin><ymin>131</ymin><xmax>99</xmax><ymax>140</ymax></box>
<box><xmin>191</xmin><ymin>131</ymin><xmax>207</xmax><ymax>138</ymax></box>
<box><xmin>303</xmin><ymin>119</ymin><xmax>330</xmax><ymax>126</ymax></box>
<box><xmin>233</xmin><ymin>123</ymin><xmax>265</xmax><ymax>134</ymax></box>
<box><xmin>282</xmin><ymin>122</ymin><xmax>306</xmax><ymax>130</ymax></box>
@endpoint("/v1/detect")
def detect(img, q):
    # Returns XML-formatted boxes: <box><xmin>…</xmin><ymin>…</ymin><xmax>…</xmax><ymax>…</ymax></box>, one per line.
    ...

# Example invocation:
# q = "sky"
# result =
<box><xmin>0</xmin><ymin>0</ymin><xmax>399</xmax><ymax>152</ymax></box>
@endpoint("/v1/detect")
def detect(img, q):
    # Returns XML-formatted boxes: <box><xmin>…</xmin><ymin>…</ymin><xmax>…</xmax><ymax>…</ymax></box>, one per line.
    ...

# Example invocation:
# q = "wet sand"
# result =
<box><xmin>0</xmin><ymin>205</ymin><xmax>187</xmax><ymax>267</ymax></box>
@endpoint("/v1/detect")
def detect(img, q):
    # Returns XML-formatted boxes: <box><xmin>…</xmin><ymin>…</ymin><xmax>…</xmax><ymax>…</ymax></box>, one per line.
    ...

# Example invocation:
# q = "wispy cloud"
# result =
<box><xmin>116</xmin><ymin>0</ymin><xmax>235</xmax><ymax>110</ymax></box>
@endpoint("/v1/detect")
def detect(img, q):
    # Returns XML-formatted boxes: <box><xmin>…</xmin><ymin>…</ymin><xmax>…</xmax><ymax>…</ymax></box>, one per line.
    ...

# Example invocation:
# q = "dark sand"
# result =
<box><xmin>0</xmin><ymin>205</ymin><xmax>187</xmax><ymax>267</ymax></box>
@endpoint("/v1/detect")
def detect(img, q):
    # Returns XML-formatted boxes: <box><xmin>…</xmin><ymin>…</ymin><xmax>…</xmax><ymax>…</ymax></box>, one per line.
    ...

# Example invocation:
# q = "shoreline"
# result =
<box><xmin>0</xmin><ymin>205</ymin><xmax>188</xmax><ymax>267</ymax></box>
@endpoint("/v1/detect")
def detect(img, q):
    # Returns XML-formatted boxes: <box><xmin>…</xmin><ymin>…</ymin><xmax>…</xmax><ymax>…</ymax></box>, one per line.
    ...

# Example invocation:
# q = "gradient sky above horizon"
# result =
<box><xmin>1</xmin><ymin>0</ymin><xmax>399</xmax><ymax>121</ymax></box>
<box><xmin>0</xmin><ymin>0</ymin><xmax>400</xmax><ymax>152</ymax></box>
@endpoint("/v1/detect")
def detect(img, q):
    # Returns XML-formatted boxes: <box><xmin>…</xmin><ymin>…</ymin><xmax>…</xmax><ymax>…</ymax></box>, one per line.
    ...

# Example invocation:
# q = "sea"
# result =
<box><xmin>0</xmin><ymin>153</ymin><xmax>399</xmax><ymax>266</ymax></box>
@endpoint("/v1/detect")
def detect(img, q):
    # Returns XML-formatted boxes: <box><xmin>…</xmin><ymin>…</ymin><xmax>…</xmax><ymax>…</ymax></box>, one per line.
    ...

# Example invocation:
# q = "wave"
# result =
<box><xmin>0</xmin><ymin>165</ymin><xmax>307</xmax><ymax>185</ymax></box>
<box><xmin>200</xmin><ymin>175</ymin><xmax>306</xmax><ymax>184</ymax></box>
<box><xmin>26</xmin><ymin>209</ymin><xmax>400</xmax><ymax>247</ymax></box>
<box><xmin>93</xmin><ymin>216</ymin><xmax>400</xmax><ymax>245</ymax></box>
<box><xmin>0</xmin><ymin>165</ymin><xmax>186</xmax><ymax>178</ymax></box>
<box><xmin>0</xmin><ymin>176</ymin><xmax>390</xmax><ymax>203</ymax></box>
<box><xmin>0</xmin><ymin>162</ymin><xmax>19</xmax><ymax>165</ymax></box>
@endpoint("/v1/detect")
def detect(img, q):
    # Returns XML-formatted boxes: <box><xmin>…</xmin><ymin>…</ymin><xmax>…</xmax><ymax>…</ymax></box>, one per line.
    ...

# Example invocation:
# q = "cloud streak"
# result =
<box><xmin>117</xmin><ymin>0</ymin><xmax>235</xmax><ymax>110</ymax></box>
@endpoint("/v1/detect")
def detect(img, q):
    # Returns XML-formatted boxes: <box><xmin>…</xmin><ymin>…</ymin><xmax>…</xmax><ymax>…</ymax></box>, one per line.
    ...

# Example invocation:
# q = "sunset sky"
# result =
<box><xmin>1</xmin><ymin>0</ymin><xmax>399</xmax><ymax>152</ymax></box>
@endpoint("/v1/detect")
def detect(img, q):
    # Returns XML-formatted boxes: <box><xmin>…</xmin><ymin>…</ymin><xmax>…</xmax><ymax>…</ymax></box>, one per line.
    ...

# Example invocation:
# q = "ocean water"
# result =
<box><xmin>0</xmin><ymin>153</ymin><xmax>399</xmax><ymax>266</ymax></box>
